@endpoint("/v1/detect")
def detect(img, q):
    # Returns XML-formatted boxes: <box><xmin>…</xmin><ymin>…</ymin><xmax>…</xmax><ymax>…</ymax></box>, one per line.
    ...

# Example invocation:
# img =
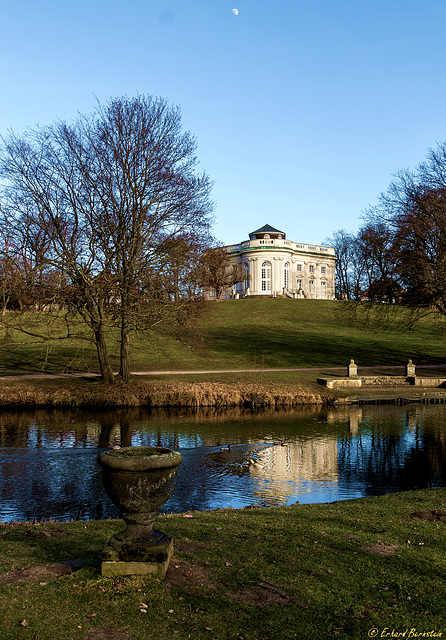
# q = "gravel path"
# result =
<box><xmin>1</xmin><ymin>363</ymin><xmax>446</xmax><ymax>381</ymax></box>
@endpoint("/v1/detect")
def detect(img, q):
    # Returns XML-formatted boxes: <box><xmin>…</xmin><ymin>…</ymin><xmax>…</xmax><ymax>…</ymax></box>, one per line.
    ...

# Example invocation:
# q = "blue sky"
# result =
<box><xmin>2</xmin><ymin>0</ymin><xmax>446</xmax><ymax>246</ymax></box>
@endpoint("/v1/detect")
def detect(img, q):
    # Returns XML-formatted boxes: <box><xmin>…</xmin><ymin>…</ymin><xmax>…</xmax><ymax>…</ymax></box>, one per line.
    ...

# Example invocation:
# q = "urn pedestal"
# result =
<box><xmin>97</xmin><ymin>446</ymin><xmax>183</xmax><ymax>578</ymax></box>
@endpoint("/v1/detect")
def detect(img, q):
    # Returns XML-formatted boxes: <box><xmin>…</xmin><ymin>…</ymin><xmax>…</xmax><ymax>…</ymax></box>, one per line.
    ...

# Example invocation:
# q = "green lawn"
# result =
<box><xmin>1</xmin><ymin>299</ymin><xmax>445</xmax><ymax>374</ymax></box>
<box><xmin>1</xmin><ymin>488</ymin><xmax>445</xmax><ymax>639</ymax></box>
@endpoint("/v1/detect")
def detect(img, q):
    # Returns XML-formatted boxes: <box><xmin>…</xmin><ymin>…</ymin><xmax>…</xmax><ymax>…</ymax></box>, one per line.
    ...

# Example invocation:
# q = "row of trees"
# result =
<box><xmin>324</xmin><ymin>222</ymin><xmax>397</xmax><ymax>302</ymax></box>
<box><xmin>327</xmin><ymin>140</ymin><xmax>446</xmax><ymax>313</ymax></box>
<box><xmin>0</xmin><ymin>95</ymin><xmax>242</xmax><ymax>383</ymax></box>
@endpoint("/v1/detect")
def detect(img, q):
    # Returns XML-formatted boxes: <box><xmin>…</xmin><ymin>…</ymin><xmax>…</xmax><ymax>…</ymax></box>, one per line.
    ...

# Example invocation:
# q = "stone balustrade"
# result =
<box><xmin>318</xmin><ymin>360</ymin><xmax>446</xmax><ymax>390</ymax></box>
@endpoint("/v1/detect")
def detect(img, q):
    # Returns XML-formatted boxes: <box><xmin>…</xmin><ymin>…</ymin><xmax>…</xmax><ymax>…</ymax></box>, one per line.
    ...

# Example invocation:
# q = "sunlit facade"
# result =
<box><xmin>219</xmin><ymin>224</ymin><xmax>336</xmax><ymax>299</ymax></box>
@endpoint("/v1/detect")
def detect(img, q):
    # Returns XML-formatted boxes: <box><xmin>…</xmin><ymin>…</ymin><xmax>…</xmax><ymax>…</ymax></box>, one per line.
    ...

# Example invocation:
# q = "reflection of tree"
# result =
<box><xmin>0</xmin><ymin>448</ymin><xmax>120</xmax><ymax>522</ymax></box>
<box><xmin>98</xmin><ymin>414</ymin><xmax>116</xmax><ymax>448</ymax></box>
<box><xmin>338</xmin><ymin>414</ymin><xmax>446</xmax><ymax>496</ymax></box>
<box><xmin>97</xmin><ymin>409</ymin><xmax>152</xmax><ymax>448</ymax></box>
<box><xmin>2</xmin><ymin>404</ymin><xmax>446</xmax><ymax>522</ymax></box>
<box><xmin>119</xmin><ymin>413</ymin><xmax>132</xmax><ymax>448</ymax></box>
<box><xmin>396</xmin><ymin>432</ymin><xmax>446</xmax><ymax>489</ymax></box>
<box><xmin>0</xmin><ymin>407</ymin><xmax>120</xmax><ymax>448</ymax></box>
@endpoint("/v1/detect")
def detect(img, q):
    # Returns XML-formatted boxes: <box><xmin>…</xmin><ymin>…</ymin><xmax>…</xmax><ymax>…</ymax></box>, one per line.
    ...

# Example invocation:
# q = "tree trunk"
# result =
<box><xmin>119</xmin><ymin>413</ymin><xmax>132</xmax><ymax>447</ymax></box>
<box><xmin>1</xmin><ymin>293</ymin><xmax>8</xmax><ymax>317</ymax></box>
<box><xmin>98</xmin><ymin>415</ymin><xmax>115</xmax><ymax>448</ymax></box>
<box><xmin>119</xmin><ymin>317</ymin><xmax>131</xmax><ymax>383</ymax></box>
<box><xmin>94</xmin><ymin>321</ymin><xmax>115</xmax><ymax>384</ymax></box>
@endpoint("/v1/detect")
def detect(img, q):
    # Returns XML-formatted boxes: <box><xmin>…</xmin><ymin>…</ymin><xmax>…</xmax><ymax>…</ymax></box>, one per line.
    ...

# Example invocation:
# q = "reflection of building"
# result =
<box><xmin>212</xmin><ymin>224</ymin><xmax>336</xmax><ymax>299</ymax></box>
<box><xmin>248</xmin><ymin>438</ymin><xmax>338</xmax><ymax>482</ymax></box>
<box><xmin>405</xmin><ymin>407</ymin><xmax>422</xmax><ymax>432</ymax></box>
<box><xmin>326</xmin><ymin>406</ymin><xmax>363</xmax><ymax>435</ymax></box>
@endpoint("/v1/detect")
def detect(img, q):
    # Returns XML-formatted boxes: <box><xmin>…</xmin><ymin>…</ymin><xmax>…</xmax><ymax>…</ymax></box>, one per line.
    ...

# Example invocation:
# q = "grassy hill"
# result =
<box><xmin>1</xmin><ymin>299</ymin><xmax>445</xmax><ymax>375</ymax></box>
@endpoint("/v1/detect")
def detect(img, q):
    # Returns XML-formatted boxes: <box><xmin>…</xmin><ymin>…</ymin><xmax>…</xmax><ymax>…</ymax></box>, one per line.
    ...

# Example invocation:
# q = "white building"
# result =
<box><xmin>219</xmin><ymin>224</ymin><xmax>336</xmax><ymax>300</ymax></box>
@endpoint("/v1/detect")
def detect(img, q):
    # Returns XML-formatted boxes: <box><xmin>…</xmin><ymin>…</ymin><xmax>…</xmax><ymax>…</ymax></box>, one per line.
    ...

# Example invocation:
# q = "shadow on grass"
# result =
<box><xmin>0</xmin><ymin>521</ymin><xmax>115</xmax><ymax>573</ymax></box>
<box><xmin>203</xmin><ymin>324</ymin><xmax>442</xmax><ymax>368</ymax></box>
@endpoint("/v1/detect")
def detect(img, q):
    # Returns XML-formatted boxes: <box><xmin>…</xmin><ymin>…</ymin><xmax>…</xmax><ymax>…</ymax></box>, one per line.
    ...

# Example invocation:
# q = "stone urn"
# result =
<box><xmin>97</xmin><ymin>446</ymin><xmax>183</xmax><ymax>578</ymax></box>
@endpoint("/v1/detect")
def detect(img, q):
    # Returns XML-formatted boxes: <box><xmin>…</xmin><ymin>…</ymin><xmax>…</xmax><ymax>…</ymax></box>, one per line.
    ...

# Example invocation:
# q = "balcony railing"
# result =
<box><xmin>227</xmin><ymin>239</ymin><xmax>335</xmax><ymax>255</ymax></box>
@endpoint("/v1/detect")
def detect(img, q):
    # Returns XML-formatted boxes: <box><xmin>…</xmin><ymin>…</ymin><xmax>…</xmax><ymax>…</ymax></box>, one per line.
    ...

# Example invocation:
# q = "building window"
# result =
<box><xmin>296</xmin><ymin>264</ymin><xmax>302</xmax><ymax>272</ymax></box>
<box><xmin>263</xmin><ymin>234</ymin><xmax>270</xmax><ymax>239</ymax></box>
<box><xmin>321</xmin><ymin>266</ymin><xmax>326</xmax><ymax>274</ymax></box>
<box><xmin>321</xmin><ymin>280</ymin><xmax>326</xmax><ymax>295</ymax></box>
<box><xmin>297</xmin><ymin>279</ymin><xmax>302</xmax><ymax>291</ymax></box>
<box><xmin>261</xmin><ymin>261</ymin><xmax>272</xmax><ymax>292</ymax></box>
<box><xmin>309</xmin><ymin>265</ymin><xmax>315</xmax><ymax>274</ymax></box>
<box><xmin>244</xmin><ymin>263</ymin><xmax>249</xmax><ymax>289</ymax></box>
<box><xmin>284</xmin><ymin>262</ymin><xmax>289</xmax><ymax>289</ymax></box>
<box><xmin>309</xmin><ymin>280</ymin><xmax>315</xmax><ymax>294</ymax></box>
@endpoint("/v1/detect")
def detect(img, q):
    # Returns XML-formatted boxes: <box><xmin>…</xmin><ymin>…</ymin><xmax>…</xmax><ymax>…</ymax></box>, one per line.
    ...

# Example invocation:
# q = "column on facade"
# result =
<box><xmin>290</xmin><ymin>259</ymin><xmax>298</xmax><ymax>295</ymax></box>
<box><xmin>302</xmin><ymin>261</ymin><xmax>308</xmax><ymax>297</ymax></box>
<box><xmin>248</xmin><ymin>258</ymin><xmax>258</xmax><ymax>294</ymax></box>
<box><xmin>318</xmin><ymin>262</ymin><xmax>326</xmax><ymax>299</ymax></box>
<box><xmin>316</xmin><ymin>261</ymin><xmax>329</xmax><ymax>299</ymax></box>
<box><xmin>273</xmin><ymin>257</ymin><xmax>284</xmax><ymax>295</ymax></box>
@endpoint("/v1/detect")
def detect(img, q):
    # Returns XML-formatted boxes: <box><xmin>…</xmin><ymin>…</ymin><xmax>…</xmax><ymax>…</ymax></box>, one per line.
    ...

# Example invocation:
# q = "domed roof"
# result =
<box><xmin>249</xmin><ymin>224</ymin><xmax>286</xmax><ymax>240</ymax></box>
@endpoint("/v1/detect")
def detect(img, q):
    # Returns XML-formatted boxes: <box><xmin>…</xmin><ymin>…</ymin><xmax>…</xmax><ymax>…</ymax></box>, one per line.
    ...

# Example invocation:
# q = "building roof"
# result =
<box><xmin>249</xmin><ymin>223</ymin><xmax>286</xmax><ymax>236</ymax></box>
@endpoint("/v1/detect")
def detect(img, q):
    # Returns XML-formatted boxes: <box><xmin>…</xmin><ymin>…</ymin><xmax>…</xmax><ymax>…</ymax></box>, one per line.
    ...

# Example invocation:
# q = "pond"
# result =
<box><xmin>0</xmin><ymin>403</ymin><xmax>445</xmax><ymax>523</ymax></box>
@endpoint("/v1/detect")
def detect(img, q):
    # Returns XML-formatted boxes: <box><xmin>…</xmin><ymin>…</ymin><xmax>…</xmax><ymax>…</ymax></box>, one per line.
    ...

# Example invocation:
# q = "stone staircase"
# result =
<box><xmin>360</xmin><ymin>376</ymin><xmax>411</xmax><ymax>387</ymax></box>
<box><xmin>318</xmin><ymin>374</ymin><xmax>446</xmax><ymax>390</ymax></box>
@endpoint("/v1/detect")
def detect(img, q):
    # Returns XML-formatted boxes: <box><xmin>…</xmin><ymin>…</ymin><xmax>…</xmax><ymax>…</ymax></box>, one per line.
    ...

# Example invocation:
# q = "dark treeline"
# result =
<box><xmin>326</xmin><ymin>141</ymin><xmax>446</xmax><ymax>317</ymax></box>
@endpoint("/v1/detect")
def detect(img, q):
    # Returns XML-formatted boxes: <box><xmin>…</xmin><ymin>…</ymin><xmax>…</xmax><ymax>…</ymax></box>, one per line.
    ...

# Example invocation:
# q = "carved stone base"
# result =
<box><xmin>101</xmin><ymin>555</ymin><xmax>172</xmax><ymax>578</ymax></box>
<box><xmin>101</xmin><ymin>528</ymin><xmax>173</xmax><ymax>578</ymax></box>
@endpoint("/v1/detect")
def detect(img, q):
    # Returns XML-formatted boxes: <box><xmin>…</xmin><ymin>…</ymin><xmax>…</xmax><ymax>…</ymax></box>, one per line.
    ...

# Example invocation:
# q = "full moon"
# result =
<box><xmin>232</xmin><ymin>8</ymin><xmax>239</xmax><ymax>15</ymax></box>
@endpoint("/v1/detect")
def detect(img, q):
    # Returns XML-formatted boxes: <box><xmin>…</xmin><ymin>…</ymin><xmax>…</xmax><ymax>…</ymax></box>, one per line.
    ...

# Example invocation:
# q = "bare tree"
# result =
<box><xmin>356</xmin><ymin>218</ymin><xmax>400</xmax><ymax>302</ymax></box>
<box><xmin>360</xmin><ymin>140</ymin><xmax>446</xmax><ymax>316</ymax></box>
<box><xmin>324</xmin><ymin>230</ymin><xmax>364</xmax><ymax>300</ymax></box>
<box><xmin>0</xmin><ymin>95</ymin><xmax>214</xmax><ymax>382</ymax></box>
<box><xmin>154</xmin><ymin>232</ymin><xmax>207</xmax><ymax>302</ymax></box>
<box><xmin>389</xmin><ymin>179</ymin><xmax>446</xmax><ymax>312</ymax></box>
<box><xmin>198</xmin><ymin>247</ymin><xmax>247</xmax><ymax>301</ymax></box>
<box><xmin>0</xmin><ymin>231</ymin><xmax>21</xmax><ymax>316</ymax></box>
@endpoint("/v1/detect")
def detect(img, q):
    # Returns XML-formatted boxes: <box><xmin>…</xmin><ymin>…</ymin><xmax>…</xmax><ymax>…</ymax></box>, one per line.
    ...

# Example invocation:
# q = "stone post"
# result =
<box><xmin>348</xmin><ymin>359</ymin><xmax>358</xmax><ymax>378</ymax></box>
<box><xmin>406</xmin><ymin>359</ymin><xmax>416</xmax><ymax>378</ymax></box>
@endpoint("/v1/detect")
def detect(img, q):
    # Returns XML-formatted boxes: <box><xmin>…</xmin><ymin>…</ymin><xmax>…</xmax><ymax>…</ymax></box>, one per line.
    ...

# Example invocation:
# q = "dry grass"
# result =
<box><xmin>0</xmin><ymin>378</ymin><xmax>331</xmax><ymax>409</ymax></box>
<box><xmin>143</xmin><ymin>381</ymin><xmax>329</xmax><ymax>408</ymax></box>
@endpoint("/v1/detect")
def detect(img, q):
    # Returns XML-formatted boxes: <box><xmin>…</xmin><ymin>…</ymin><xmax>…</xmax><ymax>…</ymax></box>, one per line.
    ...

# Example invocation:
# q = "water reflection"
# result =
<box><xmin>338</xmin><ymin>404</ymin><xmax>446</xmax><ymax>496</ymax></box>
<box><xmin>0</xmin><ymin>404</ymin><xmax>445</xmax><ymax>522</ymax></box>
